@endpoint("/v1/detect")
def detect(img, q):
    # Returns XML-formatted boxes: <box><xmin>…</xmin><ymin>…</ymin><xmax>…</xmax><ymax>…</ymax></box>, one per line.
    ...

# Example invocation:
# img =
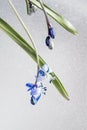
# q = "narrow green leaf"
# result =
<box><xmin>31</xmin><ymin>0</ymin><xmax>78</xmax><ymax>35</ymax></box>
<box><xmin>0</xmin><ymin>18</ymin><xmax>70</xmax><ymax>100</ymax></box>
<box><xmin>25</xmin><ymin>0</ymin><xmax>31</xmax><ymax>15</ymax></box>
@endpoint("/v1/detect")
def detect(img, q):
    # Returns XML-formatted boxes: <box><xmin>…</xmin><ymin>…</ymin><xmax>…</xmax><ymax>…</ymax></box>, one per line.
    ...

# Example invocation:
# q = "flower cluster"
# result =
<box><xmin>26</xmin><ymin>64</ymin><xmax>55</xmax><ymax>105</ymax></box>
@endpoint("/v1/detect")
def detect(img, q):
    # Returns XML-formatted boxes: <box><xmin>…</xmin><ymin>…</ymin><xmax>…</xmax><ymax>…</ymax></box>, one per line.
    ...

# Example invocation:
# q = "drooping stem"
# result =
<box><xmin>37</xmin><ymin>0</ymin><xmax>51</xmax><ymax>32</ymax></box>
<box><xmin>8</xmin><ymin>0</ymin><xmax>40</xmax><ymax>84</ymax></box>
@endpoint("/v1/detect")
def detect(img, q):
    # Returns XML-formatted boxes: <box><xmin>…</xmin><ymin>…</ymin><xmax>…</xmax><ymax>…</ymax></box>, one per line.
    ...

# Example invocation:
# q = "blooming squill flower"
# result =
<box><xmin>26</xmin><ymin>83</ymin><xmax>42</xmax><ymax>105</ymax></box>
<box><xmin>26</xmin><ymin>64</ymin><xmax>54</xmax><ymax>105</ymax></box>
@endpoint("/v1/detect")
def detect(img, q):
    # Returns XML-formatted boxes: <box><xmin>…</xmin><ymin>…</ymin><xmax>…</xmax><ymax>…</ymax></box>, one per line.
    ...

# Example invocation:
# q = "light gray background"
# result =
<box><xmin>0</xmin><ymin>0</ymin><xmax>87</xmax><ymax>130</ymax></box>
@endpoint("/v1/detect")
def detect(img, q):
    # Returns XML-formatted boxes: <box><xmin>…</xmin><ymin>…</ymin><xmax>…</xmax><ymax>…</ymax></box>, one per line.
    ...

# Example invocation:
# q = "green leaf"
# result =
<box><xmin>0</xmin><ymin>18</ymin><xmax>70</xmax><ymax>100</ymax></box>
<box><xmin>31</xmin><ymin>0</ymin><xmax>78</xmax><ymax>35</ymax></box>
<box><xmin>25</xmin><ymin>0</ymin><xmax>31</xmax><ymax>15</ymax></box>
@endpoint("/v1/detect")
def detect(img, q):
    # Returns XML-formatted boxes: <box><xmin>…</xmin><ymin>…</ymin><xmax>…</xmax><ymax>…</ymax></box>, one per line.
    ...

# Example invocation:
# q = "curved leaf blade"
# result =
<box><xmin>0</xmin><ymin>18</ymin><xmax>70</xmax><ymax>100</ymax></box>
<box><xmin>32</xmin><ymin>0</ymin><xmax>78</xmax><ymax>35</ymax></box>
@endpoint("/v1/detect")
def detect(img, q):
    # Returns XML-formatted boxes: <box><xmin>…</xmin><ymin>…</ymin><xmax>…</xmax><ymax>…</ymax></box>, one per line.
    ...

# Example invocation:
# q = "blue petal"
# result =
<box><xmin>36</xmin><ymin>94</ymin><xmax>41</xmax><ymax>101</ymax></box>
<box><xmin>26</xmin><ymin>83</ymin><xmax>34</xmax><ymax>91</ymax></box>
<box><xmin>26</xmin><ymin>83</ymin><xmax>34</xmax><ymax>87</ymax></box>
<box><xmin>30</xmin><ymin>94</ymin><xmax>41</xmax><ymax>105</ymax></box>
<box><xmin>39</xmin><ymin>70</ymin><xmax>45</xmax><ymax>76</ymax></box>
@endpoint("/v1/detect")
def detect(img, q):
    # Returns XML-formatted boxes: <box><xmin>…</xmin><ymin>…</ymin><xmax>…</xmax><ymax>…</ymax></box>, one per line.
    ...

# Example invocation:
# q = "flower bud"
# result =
<box><xmin>48</xmin><ymin>27</ymin><xmax>55</xmax><ymax>39</ymax></box>
<box><xmin>45</xmin><ymin>36</ymin><xmax>54</xmax><ymax>49</ymax></box>
<box><xmin>45</xmin><ymin>36</ymin><xmax>50</xmax><ymax>47</ymax></box>
<box><xmin>41</xmin><ymin>64</ymin><xmax>52</xmax><ymax>74</ymax></box>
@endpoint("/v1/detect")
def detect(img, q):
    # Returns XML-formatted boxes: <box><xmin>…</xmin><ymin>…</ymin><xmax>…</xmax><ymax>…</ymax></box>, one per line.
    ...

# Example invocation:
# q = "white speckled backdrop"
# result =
<box><xmin>0</xmin><ymin>0</ymin><xmax>87</xmax><ymax>130</ymax></box>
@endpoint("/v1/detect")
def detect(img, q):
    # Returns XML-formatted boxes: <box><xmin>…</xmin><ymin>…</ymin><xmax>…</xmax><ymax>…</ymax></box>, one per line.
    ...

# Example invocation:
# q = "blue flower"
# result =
<box><xmin>36</xmin><ymin>69</ymin><xmax>46</xmax><ymax>82</ymax></box>
<box><xmin>48</xmin><ymin>27</ymin><xmax>55</xmax><ymax>39</ymax></box>
<box><xmin>26</xmin><ymin>82</ymin><xmax>42</xmax><ymax>105</ymax></box>
<box><xmin>26</xmin><ymin>64</ymin><xmax>53</xmax><ymax>105</ymax></box>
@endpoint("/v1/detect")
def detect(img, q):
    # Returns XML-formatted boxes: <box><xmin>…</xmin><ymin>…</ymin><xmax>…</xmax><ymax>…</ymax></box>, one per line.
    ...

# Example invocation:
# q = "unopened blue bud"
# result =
<box><xmin>45</xmin><ymin>36</ymin><xmax>54</xmax><ymax>49</ymax></box>
<box><xmin>39</xmin><ymin>70</ymin><xmax>45</xmax><ymax>77</ymax></box>
<box><xmin>48</xmin><ymin>27</ymin><xmax>55</xmax><ymax>39</ymax></box>
<box><xmin>45</xmin><ymin>36</ymin><xmax>50</xmax><ymax>47</ymax></box>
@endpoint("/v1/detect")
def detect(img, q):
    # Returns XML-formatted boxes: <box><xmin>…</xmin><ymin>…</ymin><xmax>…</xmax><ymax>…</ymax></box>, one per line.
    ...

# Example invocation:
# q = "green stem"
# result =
<box><xmin>37</xmin><ymin>0</ymin><xmax>50</xmax><ymax>32</ymax></box>
<box><xmin>8</xmin><ymin>0</ymin><xmax>40</xmax><ymax>84</ymax></box>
